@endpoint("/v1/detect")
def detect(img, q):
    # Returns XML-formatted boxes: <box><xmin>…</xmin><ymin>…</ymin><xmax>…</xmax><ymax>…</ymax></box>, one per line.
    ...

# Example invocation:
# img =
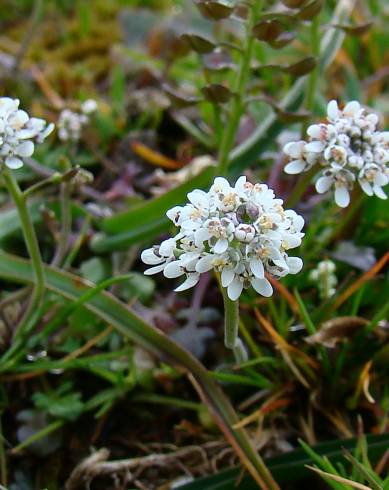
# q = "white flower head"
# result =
<box><xmin>309</xmin><ymin>259</ymin><xmax>337</xmax><ymax>299</ymax></box>
<box><xmin>141</xmin><ymin>176</ymin><xmax>304</xmax><ymax>300</ymax></box>
<box><xmin>283</xmin><ymin>100</ymin><xmax>389</xmax><ymax>207</ymax></box>
<box><xmin>57</xmin><ymin>99</ymin><xmax>97</xmax><ymax>142</ymax></box>
<box><xmin>0</xmin><ymin>97</ymin><xmax>54</xmax><ymax>169</ymax></box>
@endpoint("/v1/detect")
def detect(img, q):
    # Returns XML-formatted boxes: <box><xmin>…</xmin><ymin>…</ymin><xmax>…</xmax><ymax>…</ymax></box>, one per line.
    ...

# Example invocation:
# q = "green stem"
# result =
<box><xmin>220</xmin><ymin>286</ymin><xmax>247</xmax><ymax>363</ymax></box>
<box><xmin>216</xmin><ymin>2</ymin><xmax>260</xmax><ymax>175</ymax></box>
<box><xmin>11</xmin><ymin>420</ymin><xmax>63</xmax><ymax>454</ymax></box>
<box><xmin>52</xmin><ymin>180</ymin><xmax>71</xmax><ymax>266</ymax></box>
<box><xmin>1</xmin><ymin>167</ymin><xmax>45</xmax><ymax>359</ymax></box>
<box><xmin>303</xmin><ymin>16</ymin><xmax>321</xmax><ymax>131</ymax></box>
<box><xmin>133</xmin><ymin>394</ymin><xmax>202</xmax><ymax>412</ymax></box>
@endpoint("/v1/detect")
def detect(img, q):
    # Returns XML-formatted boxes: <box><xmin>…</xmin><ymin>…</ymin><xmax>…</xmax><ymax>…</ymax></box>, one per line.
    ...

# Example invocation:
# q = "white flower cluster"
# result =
<box><xmin>57</xmin><ymin>99</ymin><xmax>97</xmax><ymax>142</ymax></box>
<box><xmin>284</xmin><ymin>100</ymin><xmax>389</xmax><ymax>207</ymax></box>
<box><xmin>0</xmin><ymin>97</ymin><xmax>54</xmax><ymax>170</ymax></box>
<box><xmin>309</xmin><ymin>259</ymin><xmax>337</xmax><ymax>300</ymax></box>
<box><xmin>141</xmin><ymin>177</ymin><xmax>304</xmax><ymax>301</ymax></box>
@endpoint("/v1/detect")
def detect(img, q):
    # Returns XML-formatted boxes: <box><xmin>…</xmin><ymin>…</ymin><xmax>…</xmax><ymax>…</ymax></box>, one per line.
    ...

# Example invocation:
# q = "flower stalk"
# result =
<box><xmin>217</xmin><ymin>1</ymin><xmax>260</xmax><ymax>175</ymax></box>
<box><xmin>221</xmin><ymin>284</ymin><xmax>247</xmax><ymax>363</ymax></box>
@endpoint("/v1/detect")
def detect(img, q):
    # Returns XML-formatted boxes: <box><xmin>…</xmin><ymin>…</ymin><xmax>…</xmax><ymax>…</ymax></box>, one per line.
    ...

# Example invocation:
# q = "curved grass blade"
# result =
<box><xmin>0</xmin><ymin>251</ymin><xmax>278</xmax><ymax>490</ymax></box>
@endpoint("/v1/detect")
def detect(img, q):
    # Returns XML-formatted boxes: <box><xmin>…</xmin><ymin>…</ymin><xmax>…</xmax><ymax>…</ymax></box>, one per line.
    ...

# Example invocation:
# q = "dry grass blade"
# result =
<box><xmin>331</xmin><ymin>252</ymin><xmax>389</xmax><ymax>312</ymax></box>
<box><xmin>266</xmin><ymin>274</ymin><xmax>299</xmax><ymax>314</ymax></box>
<box><xmin>234</xmin><ymin>390</ymin><xmax>293</xmax><ymax>429</ymax></box>
<box><xmin>255</xmin><ymin>309</ymin><xmax>319</xmax><ymax>370</ymax></box>
<box><xmin>306</xmin><ymin>465</ymin><xmax>374</xmax><ymax>490</ymax></box>
<box><xmin>130</xmin><ymin>141</ymin><xmax>184</xmax><ymax>170</ymax></box>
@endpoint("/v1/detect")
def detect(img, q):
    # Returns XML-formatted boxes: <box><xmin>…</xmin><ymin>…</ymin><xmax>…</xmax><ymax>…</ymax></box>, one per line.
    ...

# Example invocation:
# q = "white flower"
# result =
<box><xmin>283</xmin><ymin>100</ymin><xmax>389</xmax><ymax>207</ymax></box>
<box><xmin>81</xmin><ymin>99</ymin><xmax>98</xmax><ymax>114</ymax></box>
<box><xmin>141</xmin><ymin>176</ymin><xmax>304</xmax><ymax>300</ymax></box>
<box><xmin>0</xmin><ymin>97</ymin><xmax>54</xmax><ymax>169</ymax></box>
<box><xmin>57</xmin><ymin>99</ymin><xmax>97</xmax><ymax>142</ymax></box>
<box><xmin>309</xmin><ymin>259</ymin><xmax>337</xmax><ymax>299</ymax></box>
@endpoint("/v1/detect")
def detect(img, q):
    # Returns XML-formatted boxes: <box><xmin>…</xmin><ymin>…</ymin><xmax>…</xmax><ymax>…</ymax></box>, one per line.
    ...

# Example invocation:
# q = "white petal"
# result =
<box><xmin>214</xmin><ymin>238</ymin><xmax>228</xmax><ymax>254</ymax></box>
<box><xmin>307</xmin><ymin>124</ymin><xmax>321</xmax><ymax>138</ymax></box>
<box><xmin>305</xmin><ymin>141</ymin><xmax>324</xmax><ymax>153</ymax></box>
<box><xmin>159</xmin><ymin>238</ymin><xmax>176</xmax><ymax>257</ymax></box>
<box><xmin>227</xmin><ymin>278</ymin><xmax>243</xmax><ymax>301</ymax></box>
<box><xmin>212</xmin><ymin>176</ymin><xmax>230</xmax><ymax>192</ymax></box>
<box><xmin>38</xmin><ymin>122</ymin><xmax>55</xmax><ymax>141</ymax></box>
<box><xmin>10</xmin><ymin>110</ymin><xmax>29</xmax><ymax>128</ymax></box>
<box><xmin>249</xmin><ymin>258</ymin><xmax>264</xmax><ymax>278</ymax></box>
<box><xmin>144</xmin><ymin>263</ymin><xmax>166</xmax><ymax>275</ymax></box>
<box><xmin>251</xmin><ymin>278</ymin><xmax>273</xmax><ymax>297</ymax></box>
<box><xmin>16</xmin><ymin>141</ymin><xmax>34</xmax><ymax>157</ymax></box>
<box><xmin>327</xmin><ymin>100</ymin><xmax>340</xmax><ymax>120</ymax></box>
<box><xmin>141</xmin><ymin>248</ymin><xmax>163</xmax><ymax>265</ymax></box>
<box><xmin>166</xmin><ymin>206</ymin><xmax>182</xmax><ymax>223</ymax></box>
<box><xmin>194</xmin><ymin>227</ymin><xmax>210</xmax><ymax>247</ymax></box>
<box><xmin>315</xmin><ymin>176</ymin><xmax>333</xmax><ymax>194</ymax></box>
<box><xmin>373</xmin><ymin>185</ymin><xmax>387</xmax><ymax>200</ymax></box>
<box><xmin>174</xmin><ymin>274</ymin><xmax>199</xmax><ymax>292</ymax></box>
<box><xmin>221</xmin><ymin>267</ymin><xmax>235</xmax><ymax>287</ymax></box>
<box><xmin>284</xmin><ymin>235</ymin><xmax>301</xmax><ymax>249</ymax></box>
<box><xmin>284</xmin><ymin>160</ymin><xmax>305</xmax><ymax>175</ymax></box>
<box><xmin>286</xmin><ymin>256</ymin><xmax>303</xmax><ymax>274</ymax></box>
<box><xmin>234</xmin><ymin>175</ymin><xmax>246</xmax><ymax>194</ymax></box>
<box><xmin>283</xmin><ymin>141</ymin><xmax>305</xmax><ymax>158</ymax></box>
<box><xmin>163</xmin><ymin>261</ymin><xmax>184</xmax><ymax>278</ymax></box>
<box><xmin>195</xmin><ymin>255</ymin><xmax>214</xmax><ymax>273</ymax></box>
<box><xmin>17</xmin><ymin>128</ymin><xmax>38</xmax><ymax>139</ymax></box>
<box><xmin>5</xmin><ymin>156</ymin><xmax>23</xmax><ymax>169</ymax></box>
<box><xmin>374</xmin><ymin>173</ymin><xmax>388</xmax><ymax>186</ymax></box>
<box><xmin>334</xmin><ymin>186</ymin><xmax>350</xmax><ymax>208</ymax></box>
<box><xmin>343</xmin><ymin>100</ymin><xmax>360</xmax><ymax>116</ymax></box>
<box><xmin>187</xmin><ymin>189</ymin><xmax>208</xmax><ymax>208</ymax></box>
<box><xmin>359</xmin><ymin>180</ymin><xmax>373</xmax><ymax>196</ymax></box>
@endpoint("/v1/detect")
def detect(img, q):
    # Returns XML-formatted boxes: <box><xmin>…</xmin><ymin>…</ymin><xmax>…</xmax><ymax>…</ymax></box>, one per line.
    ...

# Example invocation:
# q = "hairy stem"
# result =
<box><xmin>221</xmin><ymin>285</ymin><xmax>248</xmax><ymax>363</ymax></box>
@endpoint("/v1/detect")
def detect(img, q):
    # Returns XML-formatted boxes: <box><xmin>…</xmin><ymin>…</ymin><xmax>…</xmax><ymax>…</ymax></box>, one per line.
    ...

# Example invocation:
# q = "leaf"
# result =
<box><xmin>331</xmin><ymin>22</ymin><xmax>374</xmax><ymax>36</ymax></box>
<box><xmin>0</xmin><ymin>251</ymin><xmax>278</xmax><ymax>490</ymax></box>
<box><xmin>281</xmin><ymin>0</ymin><xmax>307</xmax><ymax>7</ymax></box>
<box><xmin>286</xmin><ymin>56</ymin><xmax>317</xmax><ymax>76</ymax></box>
<box><xmin>297</xmin><ymin>0</ymin><xmax>324</xmax><ymax>20</ymax></box>
<box><xmin>268</xmin><ymin>31</ymin><xmax>297</xmax><ymax>49</ymax></box>
<box><xmin>195</xmin><ymin>0</ymin><xmax>234</xmax><ymax>20</ymax></box>
<box><xmin>33</xmin><ymin>384</ymin><xmax>84</xmax><ymax>422</ymax></box>
<box><xmin>201</xmin><ymin>84</ymin><xmax>233</xmax><ymax>103</ymax></box>
<box><xmin>255</xmin><ymin>57</ymin><xmax>316</xmax><ymax>78</ymax></box>
<box><xmin>180</xmin><ymin>33</ymin><xmax>216</xmax><ymax>54</ymax></box>
<box><xmin>92</xmin><ymin>167</ymin><xmax>214</xmax><ymax>252</ymax></box>
<box><xmin>203</xmin><ymin>50</ymin><xmax>235</xmax><ymax>71</ymax></box>
<box><xmin>163</xmin><ymin>84</ymin><xmax>201</xmax><ymax>108</ymax></box>
<box><xmin>252</xmin><ymin>20</ymin><xmax>286</xmax><ymax>42</ymax></box>
<box><xmin>306</xmin><ymin>317</ymin><xmax>369</xmax><ymax>348</ymax></box>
